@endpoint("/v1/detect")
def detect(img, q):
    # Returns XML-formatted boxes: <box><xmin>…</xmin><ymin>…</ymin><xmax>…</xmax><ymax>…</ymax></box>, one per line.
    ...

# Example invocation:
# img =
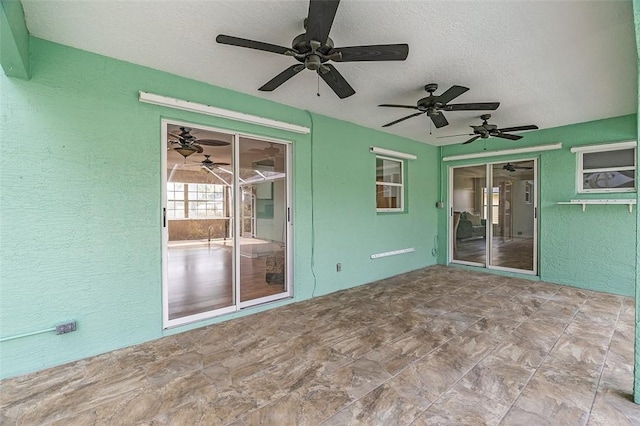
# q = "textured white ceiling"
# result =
<box><xmin>22</xmin><ymin>0</ymin><xmax>637</xmax><ymax>146</ymax></box>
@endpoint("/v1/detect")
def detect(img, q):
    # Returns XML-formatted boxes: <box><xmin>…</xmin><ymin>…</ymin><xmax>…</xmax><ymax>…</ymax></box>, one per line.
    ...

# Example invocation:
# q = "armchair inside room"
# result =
<box><xmin>456</xmin><ymin>211</ymin><xmax>486</xmax><ymax>240</ymax></box>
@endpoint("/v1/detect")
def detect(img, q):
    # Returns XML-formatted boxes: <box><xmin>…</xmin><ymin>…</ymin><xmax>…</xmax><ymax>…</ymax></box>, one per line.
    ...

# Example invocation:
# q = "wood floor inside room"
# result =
<box><xmin>168</xmin><ymin>238</ymin><xmax>285</xmax><ymax>320</ymax></box>
<box><xmin>454</xmin><ymin>237</ymin><xmax>534</xmax><ymax>271</ymax></box>
<box><xmin>2</xmin><ymin>266</ymin><xmax>638</xmax><ymax>425</ymax></box>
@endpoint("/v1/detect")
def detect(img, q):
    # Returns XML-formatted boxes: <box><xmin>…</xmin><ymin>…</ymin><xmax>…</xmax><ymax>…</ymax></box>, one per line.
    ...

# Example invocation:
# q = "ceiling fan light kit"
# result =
<box><xmin>174</xmin><ymin>146</ymin><xmax>199</xmax><ymax>158</ymax></box>
<box><xmin>168</xmin><ymin>126</ymin><xmax>231</xmax><ymax>158</ymax></box>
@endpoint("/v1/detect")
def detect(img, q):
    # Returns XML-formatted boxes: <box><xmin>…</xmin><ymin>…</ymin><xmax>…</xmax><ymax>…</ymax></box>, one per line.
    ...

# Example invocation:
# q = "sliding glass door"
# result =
<box><xmin>162</xmin><ymin>121</ymin><xmax>291</xmax><ymax>327</ymax></box>
<box><xmin>490</xmin><ymin>160</ymin><xmax>537</xmax><ymax>272</ymax></box>
<box><xmin>450</xmin><ymin>159</ymin><xmax>537</xmax><ymax>274</ymax></box>
<box><xmin>451</xmin><ymin>165</ymin><xmax>487</xmax><ymax>266</ymax></box>
<box><xmin>238</xmin><ymin>137</ymin><xmax>289</xmax><ymax>306</ymax></box>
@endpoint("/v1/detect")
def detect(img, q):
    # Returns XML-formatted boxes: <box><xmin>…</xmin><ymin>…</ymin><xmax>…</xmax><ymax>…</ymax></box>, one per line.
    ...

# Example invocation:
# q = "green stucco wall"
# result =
<box><xmin>439</xmin><ymin>115</ymin><xmax>638</xmax><ymax>297</ymax></box>
<box><xmin>0</xmin><ymin>37</ymin><xmax>439</xmax><ymax>379</ymax></box>
<box><xmin>633</xmin><ymin>0</ymin><xmax>640</xmax><ymax>405</ymax></box>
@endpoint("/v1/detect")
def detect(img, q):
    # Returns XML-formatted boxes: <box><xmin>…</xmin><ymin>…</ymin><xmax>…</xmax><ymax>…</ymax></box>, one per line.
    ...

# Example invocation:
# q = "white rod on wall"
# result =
<box><xmin>370</xmin><ymin>146</ymin><xmax>417</xmax><ymax>160</ymax></box>
<box><xmin>570</xmin><ymin>140</ymin><xmax>636</xmax><ymax>153</ymax></box>
<box><xmin>442</xmin><ymin>143</ymin><xmax>562</xmax><ymax>162</ymax></box>
<box><xmin>139</xmin><ymin>91</ymin><xmax>311</xmax><ymax>135</ymax></box>
<box><xmin>371</xmin><ymin>247</ymin><xmax>415</xmax><ymax>259</ymax></box>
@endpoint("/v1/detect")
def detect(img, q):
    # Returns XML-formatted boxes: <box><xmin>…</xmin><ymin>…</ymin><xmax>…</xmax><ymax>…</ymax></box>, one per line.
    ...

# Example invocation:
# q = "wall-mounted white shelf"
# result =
<box><xmin>557</xmin><ymin>199</ymin><xmax>637</xmax><ymax>212</ymax></box>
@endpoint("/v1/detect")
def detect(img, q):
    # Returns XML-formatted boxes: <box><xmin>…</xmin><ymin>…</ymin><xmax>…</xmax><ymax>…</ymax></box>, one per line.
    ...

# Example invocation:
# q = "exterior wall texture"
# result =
<box><xmin>0</xmin><ymin>37</ymin><xmax>439</xmax><ymax>379</ymax></box>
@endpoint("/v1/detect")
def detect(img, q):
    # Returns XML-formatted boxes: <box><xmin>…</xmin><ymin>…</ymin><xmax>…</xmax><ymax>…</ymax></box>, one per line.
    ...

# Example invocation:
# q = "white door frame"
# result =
<box><xmin>448</xmin><ymin>158</ymin><xmax>538</xmax><ymax>276</ymax></box>
<box><xmin>161</xmin><ymin>119</ymin><xmax>293</xmax><ymax>328</ymax></box>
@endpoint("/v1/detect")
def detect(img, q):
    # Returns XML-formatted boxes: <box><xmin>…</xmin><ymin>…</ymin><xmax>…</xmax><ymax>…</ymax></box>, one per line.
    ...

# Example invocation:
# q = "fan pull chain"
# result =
<box><xmin>317</xmin><ymin>74</ymin><xmax>320</xmax><ymax>97</ymax></box>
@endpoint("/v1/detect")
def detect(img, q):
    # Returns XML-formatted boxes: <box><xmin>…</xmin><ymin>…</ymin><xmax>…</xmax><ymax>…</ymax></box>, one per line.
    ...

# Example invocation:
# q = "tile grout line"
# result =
<box><xmin>497</xmin><ymin>292</ymin><xmax>592</xmax><ymax>425</ymax></box>
<box><xmin>318</xmin><ymin>283</ymin><xmax>493</xmax><ymax>425</ymax></box>
<box><xmin>584</xmin><ymin>296</ymin><xmax>624</xmax><ymax>423</ymax></box>
<box><xmin>405</xmin><ymin>284</ymin><xmax>560</xmax><ymax>424</ymax></box>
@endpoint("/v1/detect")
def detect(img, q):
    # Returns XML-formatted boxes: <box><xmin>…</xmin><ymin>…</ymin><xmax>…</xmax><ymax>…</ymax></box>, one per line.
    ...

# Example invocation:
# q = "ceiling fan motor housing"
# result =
<box><xmin>417</xmin><ymin>97</ymin><xmax>434</xmax><ymax>112</ymax></box>
<box><xmin>292</xmin><ymin>33</ymin><xmax>335</xmax><ymax>71</ymax></box>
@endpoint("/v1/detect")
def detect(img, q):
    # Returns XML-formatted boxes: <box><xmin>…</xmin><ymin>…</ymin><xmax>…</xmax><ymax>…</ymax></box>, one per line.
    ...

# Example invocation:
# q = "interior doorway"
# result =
<box><xmin>241</xmin><ymin>189</ymin><xmax>255</xmax><ymax>238</ymax></box>
<box><xmin>450</xmin><ymin>159</ymin><xmax>538</xmax><ymax>274</ymax></box>
<box><xmin>162</xmin><ymin>121</ymin><xmax>292</xmax><ymax>327</ymax></box>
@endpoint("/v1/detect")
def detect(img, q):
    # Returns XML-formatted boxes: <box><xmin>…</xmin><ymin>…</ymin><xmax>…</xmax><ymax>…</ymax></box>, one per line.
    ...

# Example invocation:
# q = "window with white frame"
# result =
<box><xmin>167</xmin><ymin>182</ymin><xmax>226</xmax><ymax>219</ymax></box>
<box><xmin>573</xmin><ymin>141</ymin><xmax>636</xmax><ymax>193</ymax></box>
<box><xmin>376</xmin><ymin>156</ymin><xmax>404</xmax><ymax>211</ymax></box>
<box><xmin>167</xmin><ymin>182</ymin><xmax>186</xmax><ymax>219</ymax></box>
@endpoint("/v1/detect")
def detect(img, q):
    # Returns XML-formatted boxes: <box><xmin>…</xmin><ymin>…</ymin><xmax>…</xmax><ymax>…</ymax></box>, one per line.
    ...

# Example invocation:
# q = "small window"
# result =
<box><xmin>167</xmin><ymin>182</ymin><xmax>226</xmax><ymax>219</ymax></box>
<box><xmin>576</xmin><ymin>143</ymin><xmax>636</xmax><ymax>193</ymax></box>
<box><xmin>376</xmin><ymin>156</ymin><xmax>404</xmax><ymax>212</ymax></box>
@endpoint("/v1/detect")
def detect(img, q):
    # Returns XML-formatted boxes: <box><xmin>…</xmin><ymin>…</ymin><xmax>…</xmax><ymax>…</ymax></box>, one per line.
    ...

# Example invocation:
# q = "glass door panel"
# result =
<box><xmin>238</xmin><ymin>138</ymin><xmax>288</xmax><ymax>305</ymax></box>
<box><xmin>165</xmin><ymin>123</ymin><xmax>235</xmax><ymax>321</ymax></box>
<box><xmin>451</xmin><ymin>165</ymin><xmax>487</xmax><ymax>265</ymax></box>
<box><xmin>489</xmin><ymin>161</ymin><xmax>536</xmax><ymax>272</ymax></box>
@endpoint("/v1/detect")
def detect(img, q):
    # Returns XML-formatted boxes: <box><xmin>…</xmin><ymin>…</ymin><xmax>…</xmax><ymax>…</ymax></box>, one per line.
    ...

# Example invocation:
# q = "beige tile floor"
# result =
<box><xmin>1</xmin><ymin>265</ymin><xmax>638</xmax><ymax>425</ymax></box>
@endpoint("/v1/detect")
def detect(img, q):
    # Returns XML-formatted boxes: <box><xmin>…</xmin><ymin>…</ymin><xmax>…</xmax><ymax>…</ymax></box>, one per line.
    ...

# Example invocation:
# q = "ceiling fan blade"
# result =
<box><xmin>437</xmin><ymin>85</ymin><xmax>469</xmax><ymax>105</ymax></box>
<box><xmin>378</xmin><ymin>104</ymin><xmax>420</xmax><ymax>110</ymax></box>
<box><xmin>437</xmin><ymin>133</ymin><xmax>473</xmax><ymax>139</ymax></box>
<box><xmin>462</xmin><ymin>135</ymin><xmax>481</xmax><ymax>145</ymax></box>
<box><xmin>216</xmin><ymin>34</ymin><xmax>292</xmax><ymax>55</ymax></box>
<box><xmin>259</xmin><ymin>65</ymin><xmax>304</xmax><ymax>91</ymax></box>
<box><xmin>195</xmin><ymin>139</ymin><xmax>231</xmax><ymax>147</ymax></box>
<box><xmin>193</xmin><ymin>144</ymin><xmax>204</xmax><ymax>153</ymax></box>
<box><xmin>381</xmin><ymin>112</ymin><xmax>423</xmax><ymax>128</ymax></box>
<box><xmin>306</xmin><ymin>0</ymin><xmax>340</xmax><ymax>45</ymax></box>
<box><xmin>445</xmin><ymin>102</ymin><xmax>500</xmax><ymax>111</ymax></box>
<box><xmin>331</xmin><ymin>44</ymin><xmax>409</xmax><ymax>62</ymax></box>
<box><xmin>318</xmin><ymin>64</ymin><xmax>355</xmax><ymax>99</ymax></box>
<box><xmin>497</xmin><ymin>125</ymin><xmax>539</xmax><ymax>133</ymax></box>
<box><xmin>495</xmin><ymin>133</ymin><xmax>522</xmax><ymax>140</ymax></box>
<box><xmin>430</xmin><ymin>111</ymin><xmax>449</xmax><ymax>128</ymax></box>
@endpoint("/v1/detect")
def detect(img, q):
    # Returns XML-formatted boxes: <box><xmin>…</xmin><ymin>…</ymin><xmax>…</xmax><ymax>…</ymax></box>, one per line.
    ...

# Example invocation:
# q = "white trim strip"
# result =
<box><xmin>442</xmin><ymin>143</ymin><xmax>562</xmax><ymax>162</ymax></box>
<box><xmin>371</xmin><ymin>247</ymin><xmax>415</xmax><ymax>259</ymax></box>
<box><xmin>139</xmin><ymin>91</ymin><xmax>310</xmax><ymax>135</ymax></box>
<box><xmin>570</xmin><ymin>140</ymin><xmax>637</xmax><ymax>153</ymax></box>
<box><xmin>370</xmin><ymin>146</ymin><xmax>417</xmax><ymax>160</ymax></box>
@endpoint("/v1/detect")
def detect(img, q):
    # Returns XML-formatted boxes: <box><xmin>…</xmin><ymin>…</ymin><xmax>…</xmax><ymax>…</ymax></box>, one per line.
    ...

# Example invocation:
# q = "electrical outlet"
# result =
<box><xmin>56</xmin><ymin>321</ymin><xmax>77</xmax><ymax>335</ymax></box>
<box><xmin>336</xmin><ymin>263</ymin><xmax>342</xmax><ymax>272</ymax></box>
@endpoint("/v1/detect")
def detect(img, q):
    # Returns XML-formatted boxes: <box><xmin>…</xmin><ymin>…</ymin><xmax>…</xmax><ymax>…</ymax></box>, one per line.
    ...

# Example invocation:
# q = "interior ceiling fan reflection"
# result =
<box><xmin>248</xmin><ymin>143</ymin><xmax>281</xmax><ymax>157</ymax></box>
<box><xmin>503</xmin><ymin>162</ymin><xmax>533</xmax><ymax>172</ymax></box>
<box><xmin>168</xmin><ymin>126</ymin><xmax>231</xmax><ymax>159</ymax></box>
<box><xmin>199</xmin><ymin>155</ymin><xmax>230</xmax><ymax>169</ymax></box>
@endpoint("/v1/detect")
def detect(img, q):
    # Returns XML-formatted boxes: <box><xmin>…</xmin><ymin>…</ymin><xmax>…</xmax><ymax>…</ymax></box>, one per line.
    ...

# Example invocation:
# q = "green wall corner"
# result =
<box><xmin>0</xmin><ymin>0</ymin><xmax>30</xmax><ymax>79</ymax></box>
